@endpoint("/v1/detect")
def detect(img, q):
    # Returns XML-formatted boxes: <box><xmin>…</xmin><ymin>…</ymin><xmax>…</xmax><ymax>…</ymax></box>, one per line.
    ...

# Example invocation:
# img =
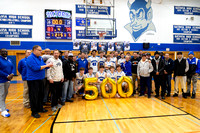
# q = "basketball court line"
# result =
<box><xmin>50</xmin><ymin>97</ymin><xmax>200</xmax><ymax>133</ymax></box>
<box><xmin>152</xmin><ymin>98</ymin><xmax>200</xmax><ymax>126</ymax></box>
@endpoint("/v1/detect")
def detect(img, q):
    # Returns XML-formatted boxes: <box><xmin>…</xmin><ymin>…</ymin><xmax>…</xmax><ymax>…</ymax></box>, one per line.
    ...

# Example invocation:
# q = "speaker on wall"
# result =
<box><xmin>143</xmin><ymin>42</ymin><xmax>150</xmax><ymax>49</ymax></box>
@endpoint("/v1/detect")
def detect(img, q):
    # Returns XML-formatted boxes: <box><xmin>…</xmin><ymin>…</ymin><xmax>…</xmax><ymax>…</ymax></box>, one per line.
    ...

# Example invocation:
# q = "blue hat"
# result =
<box><xmin>188</xmin><ymin>51</ymin><xmax>194</xmax><ymax>55</ymax></box>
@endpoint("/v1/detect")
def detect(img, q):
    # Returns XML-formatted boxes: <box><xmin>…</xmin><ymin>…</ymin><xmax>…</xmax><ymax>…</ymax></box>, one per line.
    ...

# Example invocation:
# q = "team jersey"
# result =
<box><xmin>98</xmin><ymin>57</ymin><xmax>106</xmax><ymax>66</ymax></box>
<box><xmin>88</xmin><ymin>56</ymin><xmax>99</xmax><ymax>73</ymax></box>
<box><xmin>85</xmin><ymin>73</ymin><xmax>95</xmax><ymax>78</ymax></box>
<box><xmin>115</xmin><ymin>71</ymin><xmax>126</xmax><ymax>80</ymax></box>
<box><xmin>118</xmin><ymin>58</ymin><xmax>125</xmax><ymax>65</ymax></box>
<box><xmin>76</xmin><ymin>72</ymin><xmax>86</xmax><ymax>86</ymax></box>
<box><xmin>111</xmin><ymin>57</ymin><xmax>117</xmax><ymax>68</ymax></box>
<box><xmin>107</xmin><ymin>72</ymin><xmax>116</xmax><ymax>80</ymax></box>
<box><xmin>97</xmin><ymin>71</ymin><xmax>106</xmax><ymax>82</ymax></box>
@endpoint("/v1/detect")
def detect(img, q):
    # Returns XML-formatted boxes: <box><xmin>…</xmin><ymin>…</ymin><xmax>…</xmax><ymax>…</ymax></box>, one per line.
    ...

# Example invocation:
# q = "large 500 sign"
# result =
<box><xmin>84</xmin><ymin>76</ymin><xmax>133</xmax><ymax>100</ymax></box>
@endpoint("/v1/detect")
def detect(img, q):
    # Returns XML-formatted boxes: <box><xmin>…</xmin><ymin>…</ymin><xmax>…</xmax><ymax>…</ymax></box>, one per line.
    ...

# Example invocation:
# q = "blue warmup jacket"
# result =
<box><xmin>77</xmin><ymin>58</ymin><xmax>88</xmax><ymax>73</ymax></box>
<box><xmin>122</xmin><ymin>61</ymin><xmax>132</xmax><ymax>76</ymax></box>
<box><xmin>0</xmin><ymin>56</ymin><xmax>14</xmax><ymax>83</ymax></box>
<box><xmin>26</xmin><ymin>53</ymin><xmax>46</xmax><ymax>81</ymax></box>
<box><xmin>18</xmin><ymin>57</ymin><xmax>28</xmax><ymax>80</ymax></box>
<box><xmin>187</xmin><ymin>57</ymin><xmax>200</xmax><ymax>75</ymax></box>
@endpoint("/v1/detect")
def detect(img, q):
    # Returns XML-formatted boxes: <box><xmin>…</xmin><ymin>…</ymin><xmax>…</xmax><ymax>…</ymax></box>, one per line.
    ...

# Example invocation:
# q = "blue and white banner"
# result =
<box><xmin>76</xmin><ymin>17</ymin><xmax>90</xmax><ymax>27</ymax></box>
<box><xmin>76</xmin><ymin>4</ymin><xmax>111</xmax><ymax>15</ymax></box>
<box><xmin>0</xmin><ymin>14</ymin><xmax>33</xmax><ymax>25</ymax></box>
<box><xmin>173</xmin><ymin>34</ymin><xmax>200</xmax><ymax>43</ymax></box>
<box><xmin>173</xmin><ymin>25</ymin><xmax>200</xmax><ymax>34</ymax></box>
<box><xmin>174</xmin><ymin>6</ymin><xmax>200</xmax><ymax>15</ymax></box>
<box><xmin>0</xmin><ymin>28</ymin><xmax>32</xmax><ymax>38</ymax></box>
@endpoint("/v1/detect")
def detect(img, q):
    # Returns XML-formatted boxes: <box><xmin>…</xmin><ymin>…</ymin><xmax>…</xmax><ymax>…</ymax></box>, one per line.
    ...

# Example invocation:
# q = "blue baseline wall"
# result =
<box><xmin>0</xmin><ymin>41</ymin><xmax>200</xmax><ymax>51</ymax></box>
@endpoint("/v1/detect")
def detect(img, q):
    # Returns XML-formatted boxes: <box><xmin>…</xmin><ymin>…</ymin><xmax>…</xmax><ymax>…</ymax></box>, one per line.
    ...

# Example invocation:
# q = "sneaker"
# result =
<box><xmin>148</xmin><ymin>95</ymin><xmax>151</xmax><ymax>98</ymax></box>
<box><xmin>154</xmin><ymin>95</ymin><xmax>159</xmax><ymax>98</ymax></box>
<box><xmin>56</xmin><ymin>104</ymin><xmax>62</xmax><ymax>109</ymax></box>
<box><xmin>139</xmin><ymin>94</ymin><xmax>144</xmax><ymax>96</ymax></box>
<box><xmin>66</xmin><ymin>99</ymin><xmax>73</xmax><ymax>102</ymax></box>
<box><xmin>31</xmin><ymin>113</ymin><xmax>40</xmax><ymax>118</ymax></box>
<box><xmin>161</xmin><ymin>96</ymin><xmax>165</xmax><ymax>99</ymax></box>
<box><xmin>82</xmin><ymin>95</ymin><xmax>85</xmax><ymax>99</ymax></box>
<box><xmin>166</xmin><ymin>94</ymin><xmax>170</xmax><ymax>97</ymax></box>
<box><xmin>1</xmin><ymin>111</ymin><xmax>10</xmax><ymax>117</ymax></box>
<box><xmin>51</xmin><ymin>106</ymin><xmax>57</xmax><ymax>112</ymax></box>
<box><xmin>182</xmin><ymin>93</ymin><xmax>187</xmax><ymax>99</ymax></box>
<box><xmin>115</xmin><ymin>93</ymin><xmax>120</xmax><ymax>98</ymax></box>
<box><xmin>61</xmin><ymin>102</ymin><xmax>65</xmax><ymax>105</ymax></box>
<box><xmin>191</xmin><ymin>93</ymin><xmax>196</xmax><ymax>99</ymax></box>
<box><xmin>173</xmin><ymin>93</ymin><xmax>178</xmax><ymax>97</ymax></box>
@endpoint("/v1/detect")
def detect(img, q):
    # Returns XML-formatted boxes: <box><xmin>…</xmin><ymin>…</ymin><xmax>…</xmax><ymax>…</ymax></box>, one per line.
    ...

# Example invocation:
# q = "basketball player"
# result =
<box><xmin>88</xmin><ymin>50</ymin><xmax>99</xmax><ymax>75</ymax></box>
<box><xmin>98</xmin><ymin>51</ymin><xmax>106</xmax><ymax>70</ymax></box>
<box><xmin>105</xmin><ymin>55</ymin><xmax>115</xmax><ymax>73</ymax></box>
<box><xmin>96</xmin><ymin>66</ymin><xmax>107</xmax><ymax>95</ymax></box>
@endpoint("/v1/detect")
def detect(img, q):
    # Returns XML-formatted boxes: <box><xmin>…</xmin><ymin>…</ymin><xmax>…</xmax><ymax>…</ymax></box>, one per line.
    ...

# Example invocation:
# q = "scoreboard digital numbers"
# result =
<box><xmin>45</xmin><ymin>9</ymin><xmax>72</xmax><ymax>40</ymax></box>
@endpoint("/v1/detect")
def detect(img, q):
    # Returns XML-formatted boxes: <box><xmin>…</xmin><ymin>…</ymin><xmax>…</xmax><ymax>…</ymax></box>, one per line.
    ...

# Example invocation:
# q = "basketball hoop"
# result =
<box><xmin>98</xmin><ymin>32</ymin><xmax>106</xmax><ymax>40</ymax></box>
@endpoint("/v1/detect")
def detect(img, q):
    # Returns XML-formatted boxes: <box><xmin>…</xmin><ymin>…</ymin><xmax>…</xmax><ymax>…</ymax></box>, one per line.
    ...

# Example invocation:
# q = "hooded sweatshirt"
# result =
<box><xmin>137</xmin><ymin>59</ymin><xmax>153</xmax><ymax>77</ymax></box>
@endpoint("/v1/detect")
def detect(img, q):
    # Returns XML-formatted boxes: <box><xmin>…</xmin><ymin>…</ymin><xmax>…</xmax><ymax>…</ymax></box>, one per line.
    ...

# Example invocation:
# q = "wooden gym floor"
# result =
<box><xmin>0</xmin><ymin>76</ymin><xmax>200</xmax><ymax>133</ymax></box>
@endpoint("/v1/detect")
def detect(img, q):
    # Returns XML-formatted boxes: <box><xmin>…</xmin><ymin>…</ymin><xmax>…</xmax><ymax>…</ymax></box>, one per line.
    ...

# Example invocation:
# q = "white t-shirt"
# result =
<box><xmin>107</xmin><ymin>71</ymin><xmax>116</xmax><ymax>80</ymax></box>
<box><xmin>88</xmin><ymin>56</ymin><xmax>99</xmax><ymax>72</ymax></box>
<box><xmin>111</xmin><ymin>57</ymin><xmax>117</xmax><ymax>68</ymax></box>
<box><xmin>115</xmin><ymin>71</ymin><xmax>125</xmax><ymax>80</ymax></box>
<box><xmin>98</xmin><ymin>57</ymin><xmax>106</xmax><ymax>66</ymax></box>
<box><xmin>85</xmin><ymin>73</ymin><xmax>95</xmax><ymax>78</ymax></box>
<box><xmin>76</xmin><ymin>72</ymin><xmax>86</xmax><ymax>86</ymax></box>
<box><xmin>118</xmin><ymin>58</ymin><xmax>125</xmax><ymax>65</ymax></box>
<box><xmin>97</xmin><ymin>71</ymin><xmax>106</xmax><ymax>82</ymax></box>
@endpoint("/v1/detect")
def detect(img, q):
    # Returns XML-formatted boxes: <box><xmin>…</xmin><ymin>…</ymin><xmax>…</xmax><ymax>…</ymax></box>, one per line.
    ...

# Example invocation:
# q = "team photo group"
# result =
<box><xmin>0</xmin><ymin>45</ymin><xmax>200</xmax><ymax>118</ymax></box>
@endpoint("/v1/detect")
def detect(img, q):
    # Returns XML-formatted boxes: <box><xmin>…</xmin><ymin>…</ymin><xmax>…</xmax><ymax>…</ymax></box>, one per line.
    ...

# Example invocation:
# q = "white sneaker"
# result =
<box><xmin>1</xmin><ymin>111</ymin><xmax>10</xmax><ymax>117</ymax></box>
<box><xmin>51</xmin><ymin>106</ymin><xmax>57</xmax><ymax>112</ymax></box>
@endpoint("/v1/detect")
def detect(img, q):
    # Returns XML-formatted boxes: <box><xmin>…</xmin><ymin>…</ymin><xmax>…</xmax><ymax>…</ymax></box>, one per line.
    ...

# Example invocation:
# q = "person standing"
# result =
<box><xmin>26</xmin><ymin>45</ymin><xmax>53</xmax><ymax>118</ymax></box>
<box><xmin>118</xmin><ymin>53</ymin><xmax>126</xmax><ymax>66</ymax></box>
<box><xmin>173</xmin><ymin>52</ymin><xmax>189</xmax><ymax>98</ymax></box>
<box><xmin>186</xmin><ymin>51</ymin><xmax>200</xmax><ymax>98</ymax></box>
<box><xmin>131</xmin><ymin>52</ymin><xmax>140</xmax><ymax>94</ymax></box>
<box><xmin>121</xmin><ymin>56</ymin><xmax>132</xmax><ymax>78</ymax></box>
<box><xmin>0</xmin><ymin>48</ymin><xmax>14</xmax><ymax>117</ymax></box>
<box><xmin>77</xmin><ymin>52</ymin><xmax>88</xmax><ymax>73</ymax></box>
<box><xmin>42</xmin><ymin>48</ymin><xmax>52</xmax><ymax>105</ymax></box>
<box><xmin>163</xmin><ymin>53</ymin><xmax>174</xmax><ymax>97</ymax></box>
<box><xmin>137</xmin><ymin>54</ymin><xmax>153</xmax><ymax>98</ymax></box>
<box><xmin>151</xmin><ymin>51</ymin><xmax>165</xmax><ymax>99</ymax></box>
<box><xmin>62</xmin><ymin>53</ymin><xmax>76</xmax><ymax>105</ymax></box>
<box><xmin>18</xmin><ymin>49</ymin><xmax>32</xmax><ymax>108</ymax></box>
<box><xmin>47</xmin><ymin>50</ymin><xmax>64</xmax><ymax>112</ymax></box>
<box><xmin>88</xmin><ymin>50</ymin><xmax>99</xmax><ymax>75</ymax></box>
<box><xmin>98</xmin><ymin>51</ymin><xmax>106</xmax><ymax>69</ymax></box>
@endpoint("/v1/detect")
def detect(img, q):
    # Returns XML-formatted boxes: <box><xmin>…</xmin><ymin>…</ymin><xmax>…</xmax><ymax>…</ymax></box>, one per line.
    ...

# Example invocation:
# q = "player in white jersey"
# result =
<box><xmin>118</xmin><ymin>53</ymin><xmax>126</xmax><ymax>65</ymax></box>
<box><xmin>105</xmin><ymin>55</ymin><xmax>115</xmax><ymax>73</ymax></box>
<box><xmin>98</xmin><ymin>51</ymin><xmax>106</xmax><ymax>70</ymax></box>
<box><xmin>107</xmin><ymin>66</ymin><xmax>116</xmax><ymax>81</ymax></box>
<box><xmin>96</xmin><ymin>66</ymin><xmax>107</xmax><ymax>95</ymax></box>
<box><xmin>115</xmin><ymin>64</ymin><xmax>129</xmax><ymax>94</ymax></box>
<box><xmin>75</xmin><ymin>68</ymin><xmax>86</xmax><ymax>96</ymax></box>
<box><xmin>106</xmin><ymin>66</ymin><xmax>116</xmax><ymax>92</ymax></box>
<box><xmin>88</xmin><ymin>50</ymin><xmax>99</xmax><ymax>74</ymax></box>
<box><xmin>110</xmin><ymin>51</ymin><xmax>117</xmax><ymax>68</ymax></box>
<box><xmin>85</xmin><ymin>67</ymin><xmax>95</xmax><ymax>78</ymax></box>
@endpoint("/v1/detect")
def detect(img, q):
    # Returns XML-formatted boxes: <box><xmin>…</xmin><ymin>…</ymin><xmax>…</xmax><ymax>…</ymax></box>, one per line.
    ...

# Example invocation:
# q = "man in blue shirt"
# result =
<box><xmin>77</xmin><ymin>52</ymin><xmax>88</xmax><ymax>73</ymax></box>
<box><xmin>18</xmin><ymin>49</ymin><xmax>31</xmax><ymax>108</ymax></box>
<box><xmin>122</xmin><ymin>55</ymin><xmax>132</xmax><ymax>77</ymax></box>
<box><xmin>0</xmin><ymin>48</ymin><xmax>14</xmax><ymax>117</ymax></box>
<box><xmin>186</xmin><ymin>51</ymin><xmax>200</xmax><ymax>98</ymax></box>
<box><xmin>26</xmin><ymin>45</ymin><xmax>53</xmax><ymax>118</ymax></box>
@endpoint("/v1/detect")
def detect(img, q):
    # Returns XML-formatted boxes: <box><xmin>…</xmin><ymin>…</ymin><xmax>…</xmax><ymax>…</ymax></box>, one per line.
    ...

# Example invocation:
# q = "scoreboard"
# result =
<box><xmin>45</xmin><ymin>9</ymin><xmax>72</xmax><ymax>40</ymax></box>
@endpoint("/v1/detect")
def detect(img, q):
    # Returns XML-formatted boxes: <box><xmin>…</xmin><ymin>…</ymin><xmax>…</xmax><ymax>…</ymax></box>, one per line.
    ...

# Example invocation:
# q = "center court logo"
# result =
<box><xmin>124</xmin><ymin>0</ymin><xmax>156</xmax><ymax>42</ymax></box>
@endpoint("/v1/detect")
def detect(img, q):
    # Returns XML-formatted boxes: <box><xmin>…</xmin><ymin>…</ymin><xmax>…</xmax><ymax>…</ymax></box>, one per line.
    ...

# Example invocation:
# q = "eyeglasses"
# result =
<box><xmin>36</xmin><ymin>49</ymin><xmax>42</xmax><ymax>52</ymax></box>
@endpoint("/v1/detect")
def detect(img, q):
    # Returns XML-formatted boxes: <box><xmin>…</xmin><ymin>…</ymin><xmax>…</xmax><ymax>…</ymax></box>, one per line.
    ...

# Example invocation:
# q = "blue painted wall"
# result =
<box><xmin>0</xmin><ymin>41</ymin><xmax>200</xmax><ymax>51</ymax></box>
